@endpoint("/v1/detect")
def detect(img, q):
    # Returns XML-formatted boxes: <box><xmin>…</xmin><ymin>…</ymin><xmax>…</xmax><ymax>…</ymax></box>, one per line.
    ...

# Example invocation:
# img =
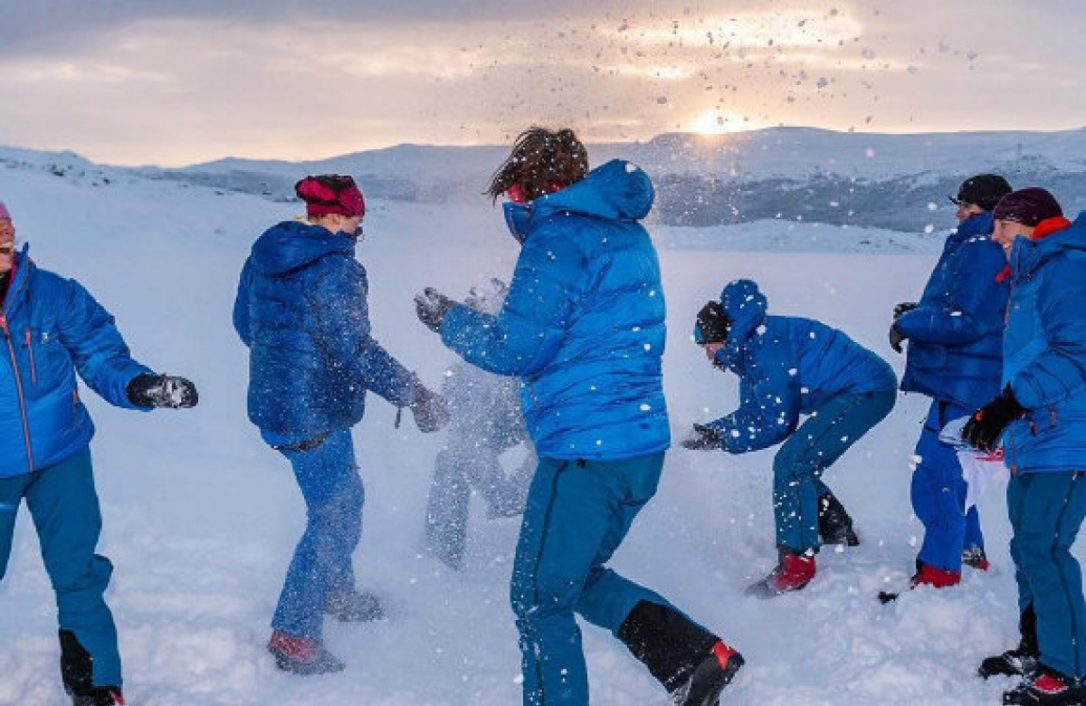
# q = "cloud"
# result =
<box><xmin>1</xmin><ymin>0</ymin><xmax>1084</xmax><ymax>164</ymax></box>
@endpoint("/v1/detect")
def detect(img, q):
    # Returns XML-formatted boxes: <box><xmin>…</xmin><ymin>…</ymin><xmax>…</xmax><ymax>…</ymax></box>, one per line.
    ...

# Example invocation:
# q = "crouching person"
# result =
<box><xmin>683</xmin><ymin>279</ymin><xmax>896</xmax><ymax>597</ymax></box>
<box><xmin>0</xmin><ymin>200</ymin><xmax>198</xmax><ymax>706</ymax></box>
<box><xmin>233</xmin><ymin>175</ymin><xmax>448</xmax><ymax>676</ymax></box>
<box><xmin>963</xmin><ymin>188</ymin><xmax>1086</xmax><ymax>706</ymax></box>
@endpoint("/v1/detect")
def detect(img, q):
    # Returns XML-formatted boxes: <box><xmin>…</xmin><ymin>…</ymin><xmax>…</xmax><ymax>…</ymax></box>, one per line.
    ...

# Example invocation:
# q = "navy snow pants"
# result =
<box><xmin>1008</xmin><ymin>472</ymin><xmax>1086</xmax><ymax>678</ymax></box>
<box><xmin>0</xmin><ymin>448</ymin><xmax>121</xmax><ymax>687</ymax></box>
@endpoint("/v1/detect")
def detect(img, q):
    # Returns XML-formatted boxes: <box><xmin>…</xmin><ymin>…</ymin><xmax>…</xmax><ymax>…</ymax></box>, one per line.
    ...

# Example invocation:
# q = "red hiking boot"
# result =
<box><xmin>267</xmin><ymin>630</ymin><xmax>345</xmax><ymax>676</ymax></box>
<box><xmin>1004</xmin><ymin>667</ymin><xmax>1086</xmax><ymax>705</ymax></box>
<box><xmin>879</xmin><ymin>561</ymin><xmax>961</xmax><ymax>603</ymax></box>
<box><xmin>746</xmin><ymin>549</ymin><xmax>816</xmax><ymax>598</ymax></box>
<box><xmin>911</xmin><ymin>562</ymin><xmax>961</xmax><ymax>589</ymax></box>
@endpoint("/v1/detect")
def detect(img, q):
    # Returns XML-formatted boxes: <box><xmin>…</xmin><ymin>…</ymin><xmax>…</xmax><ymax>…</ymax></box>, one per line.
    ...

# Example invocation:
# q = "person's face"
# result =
<box><xmin>992</xmin><ymin>218</ymin><xmax>1034</xmax><ymax>258</ymax></box>
<box><xmin>702</xmin><ymin>342</ymin><xmax>724</xmax><ymax>362</ymax></box>
<box><xmin>0</xmin><ymin>218</ymin><xmax>15</xmax><ymax>275</ymax></box>
<box><xmin>955</xmin><ymin>202</ymin><xmax>985</xmax><ymax>222</ymax></box>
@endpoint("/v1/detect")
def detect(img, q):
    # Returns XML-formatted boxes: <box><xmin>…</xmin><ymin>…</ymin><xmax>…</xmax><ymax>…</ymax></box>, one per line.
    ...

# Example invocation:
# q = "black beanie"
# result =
<box><xmin>992</xmin><ymin>188</ymin><xmax>1063</xmax><ymax>227</ymax></box>
<box><xmin>949</xmin><ymin>174</ymin><xmax>1013</xmax><ymax>212</ymax></box>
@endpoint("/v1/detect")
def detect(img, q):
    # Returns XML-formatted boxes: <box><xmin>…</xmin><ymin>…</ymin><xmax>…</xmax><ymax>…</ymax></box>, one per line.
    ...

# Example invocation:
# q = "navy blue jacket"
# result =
<box><xmin>898</xmin><ymin>212</ymin><xmax>1009</xmax><ymax>409</ymax></box>
<box><xmin>1001</xmin><ymin>214</ymin><xmax>1086</xmax><ymax>473</ymax></box>
<box><xmin>440</xmin><ymin>160</ymin><xmax>669</xmax><ymax>461</ymax></box>
<box><xmin>704</xmin><ymin>279</ymin><xmax>897</xmax><ymax>453</ymax></box>
<box><xmin>233</xmin><ymin>221</ymin><xmax>415</xmax><ymax>445</ymax></box>
<box><xmin>0</xmin><ymin>245</ymin><xmax>151</xmax><ymax>478</ymax></box>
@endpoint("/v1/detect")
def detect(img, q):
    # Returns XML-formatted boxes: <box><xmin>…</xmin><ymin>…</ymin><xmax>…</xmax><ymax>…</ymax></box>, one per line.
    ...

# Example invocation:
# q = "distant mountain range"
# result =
<box><xmin>4</xmin><ymin>126</ymin><xmax>1086</xmax><ymax>232</ymax></box>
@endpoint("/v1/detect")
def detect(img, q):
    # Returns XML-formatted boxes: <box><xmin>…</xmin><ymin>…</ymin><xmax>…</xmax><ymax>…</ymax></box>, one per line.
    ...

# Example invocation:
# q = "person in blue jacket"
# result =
<box><xmin>962</xmin><ymin>188</ymin><xmax>1086</xmax><ymax>706</ymax></box>
<box><xmin>683</xmin><ymin>279</ymin><xmax>897</xmax><ymax>597</ymax></box>
<box><xmin>414</xmin><ymin>128</ymin><xmax>743</xmax><ymax>706</ymax></box>
<box><xmin>233</xmin><ymin>175</ymin><xmax>448</xmax><ymax>676</ymax></box>
<box><xmin>886</xmin><ymin>174</ymin><xmax>1012</xmax><ymax>594</ymax></box>
<box><xmin>0</xmin><ymin>200</ymin><xmax>198</xmax><ymax>706</ymax></box>
<box><xmin>424</xmin><ymin>278</ymin><xmax>536</xmax><ymax>570</ymax></box>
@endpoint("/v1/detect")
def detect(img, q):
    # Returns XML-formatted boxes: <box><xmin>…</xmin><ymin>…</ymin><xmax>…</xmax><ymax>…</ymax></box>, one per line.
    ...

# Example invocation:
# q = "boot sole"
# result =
<box><xmin>673</xmin><ymin>653</ymin><xmax>746</xmax><ymax>706</ymax></box>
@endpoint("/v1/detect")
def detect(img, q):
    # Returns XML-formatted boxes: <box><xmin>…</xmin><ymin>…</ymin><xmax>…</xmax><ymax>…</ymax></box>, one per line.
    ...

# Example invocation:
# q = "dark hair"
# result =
<box><xmin>487</xmin><ymin>127</ymin><xmax>589</xmax><ymax>202</ymax></box>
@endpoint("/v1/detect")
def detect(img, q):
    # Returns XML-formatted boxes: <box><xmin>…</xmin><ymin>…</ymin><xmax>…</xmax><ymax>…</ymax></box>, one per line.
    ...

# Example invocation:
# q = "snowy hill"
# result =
<box><xmin>145</xmin><ymin>125</ymin><xmax>1086</xmax><ymax>232</ymax></box>
<box><xmin>0</xmin><ymin>142</ymin><xmax>1070</xmax><ymax>706</ymax></box>
<box><xmin>7</xmin><ymin>126</ymin><xmax>1086</xmax><ymax>233</ymax></box>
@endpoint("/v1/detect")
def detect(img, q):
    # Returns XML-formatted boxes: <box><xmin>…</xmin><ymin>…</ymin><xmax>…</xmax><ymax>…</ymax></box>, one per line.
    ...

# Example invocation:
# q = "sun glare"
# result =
<box><xmin>688</xmin><ymin>109</ymin><xmax>744</xmax><ymax>135</ymax></box>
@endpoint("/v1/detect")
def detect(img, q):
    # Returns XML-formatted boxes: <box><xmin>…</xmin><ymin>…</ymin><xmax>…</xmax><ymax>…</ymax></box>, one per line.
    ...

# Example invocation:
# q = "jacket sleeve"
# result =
<box><xmin>895</xmin><ymin>241</ymin><xmax>1007</xmax><ymax>346</ymax></box>
<box><xmin>705</xmin><ymin>368</ymin><xmax>801</xmax><ymax>453</ymax></box>
<box><xmin>440</xmin><ymin>227</ymin><xmax>579</xmax><ymax>377</ymax></box>
<box><xmin>1009</xmin><ymin>261</ymin><xmax>1086</xmax><ymax>410</ymax></box>
<box><xmin>307</xmin><ymin>256</ymin><xmax>416</xmax><ymax>407</ymax></box>
<box><xmin>57</xmin><ymin>278</ymin><xmax>154</xmax><ymax>410</ymax></box>
<box><xmin>233</xmin><ymin>257</ymin><xmax>253</xmax><ymax>348</ymax></box>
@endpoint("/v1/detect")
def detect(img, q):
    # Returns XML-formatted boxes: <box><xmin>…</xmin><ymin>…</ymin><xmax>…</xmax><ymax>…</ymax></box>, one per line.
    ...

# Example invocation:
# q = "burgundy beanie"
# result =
<box><xmin>295</xmin><ymin>175</ymin><xmax>365</xmax><ymax>218</ymax></box>
<box><xmin>0</xmin><ymin>201</ymin><xmax>10</xmax><ymax>220</ymax></box>
<box><xmin>992</xmin><ymin>187</ymin><xmax>1063</xmax><ymax>227</ymax></box>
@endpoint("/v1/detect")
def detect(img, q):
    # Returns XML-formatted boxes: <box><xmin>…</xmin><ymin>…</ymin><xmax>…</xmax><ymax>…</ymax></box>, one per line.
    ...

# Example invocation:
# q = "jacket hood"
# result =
<box><xmin>714</xmin><ymin>278</ymin><xmax>768</xmax><ymax>370</ymax></box>
<box><xmin>503</xmin><ymin>159</ymin><xmax>655</xmax><ymax>242</ymax></box>
<box><xmin>539</xmin><ymin>159</ymin><xmax>654</xmax><ymax>221</ymax></box>
<box><xmin>1011</xmin><ymin>211</ymin><xmax>1086</xmax><ymax>278</ymax></box>
<box><xmin>250</xmin><ymin>220</ymin><xmax>357</xmax><ymax>277</ymax></box>
<box><xmin>952</xmin><ymin>211</ymin><xmax>994</xmax><ymax>241</ymax></box>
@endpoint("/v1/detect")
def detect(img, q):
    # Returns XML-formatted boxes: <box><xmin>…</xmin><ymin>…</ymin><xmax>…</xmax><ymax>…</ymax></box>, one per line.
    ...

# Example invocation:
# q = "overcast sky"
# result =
<box><xmin>2</xmin><ymin>0</ymin><xmax>1084</xmax><ymax>166</ymax></box>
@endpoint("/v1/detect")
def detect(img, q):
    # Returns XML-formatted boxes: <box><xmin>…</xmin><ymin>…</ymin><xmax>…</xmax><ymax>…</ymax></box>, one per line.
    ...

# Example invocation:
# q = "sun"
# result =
<box><xmin>687</xmin><ymin>109</ymin><xmax>744</xmax><ymax>136</ymax></box>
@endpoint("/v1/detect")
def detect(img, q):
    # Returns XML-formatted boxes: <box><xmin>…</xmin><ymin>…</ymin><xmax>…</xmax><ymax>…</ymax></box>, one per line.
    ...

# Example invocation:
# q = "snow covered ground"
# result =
<box><xmin>0</xmin><ymin>164</ymin><xmax>1053</xmax><ymax>706</ymax></box>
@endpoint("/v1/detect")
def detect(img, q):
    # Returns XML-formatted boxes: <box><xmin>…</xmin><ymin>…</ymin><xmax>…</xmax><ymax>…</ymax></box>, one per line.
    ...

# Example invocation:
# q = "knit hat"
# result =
<box><xmin>295</xmin><ymin>175</ymin><xmax>365</xmax><ymax>218</ymax></box>
<box><xmin>0</xmin><ymin>201</ymin><xmax>10</xmax><ymax>220</ymax></box>
<box><xmin>949</xmin><ymin>174</ymin><xmax>1012</xmax><ymax>211</ymax></box>
<box><xmin>693</xmin><ymin>300</ymin><xmax>730</xmax><ymax>345</ymax></box>
<box><xmin>992</xmin><ymin>187</ymin><xmax>1063</xmax><ymax>227</ymax></box>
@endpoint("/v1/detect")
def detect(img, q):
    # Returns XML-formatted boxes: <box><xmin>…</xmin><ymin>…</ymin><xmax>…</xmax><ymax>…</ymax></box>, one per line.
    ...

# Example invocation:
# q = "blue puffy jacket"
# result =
<box><xmin>1001</xmin><ymin>213</ymin><xmax>1086</xmax><ymax>474</ymax></box>
<box><xmin>440</xmin><ymin>159</ymin><xmax>669</xmax><ymax>461</ymax></box>
<box><xmin>704</xmin><ymin>279</ymin><xmax>897</xmax><ymax>453</ymax></box>
<box><xmin>0</xmin><ymin>245</ymin><xmax>151</xmax><ymax>478</ymax></box>
<box><xmin>233</xmin><ymin>221</ymin><xmax>416</xmax><ymax>445</ymax></box>
<box><xmin>897</xmin><ymin>212</ymin><xmax>1009</xmax><ymax>409</ymax></box>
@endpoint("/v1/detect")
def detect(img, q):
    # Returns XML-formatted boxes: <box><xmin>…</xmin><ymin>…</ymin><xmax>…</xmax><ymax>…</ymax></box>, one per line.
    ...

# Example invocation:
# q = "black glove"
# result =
<box><xmin>127</xmin><ymin>374</ymin><xmax>199</xmax><ymax>409</ymax></box>
<box><xmin>681</xmin><ymin>423</ymin><xmax>722</xmax><ymax>450</ymax></box>
<box><xmin>962</xmin><ymin>385</ymin><xmax>1027</xmax><ymax>452</ymax></box>
<box><xmin>893</xmin><ymin>301</ymin><xmax>918</xmax><ymax>320</ymax></box>
<box><xmin>410</xmin><ymin>383</ymin><xmax>450</xmax><ymax>433</ymax></box>
<box><xmin>415</xmin><ymin>288</ymin><xmax>456</xmax><ymax>334</ymax></box>
<box><xmin>888</xmin><ymin>324</ymin><xmax>908</xmax><ymax>354</ymax></box>
<box><xmin>694</xmin><ymin>301</ymin><xmax>730</xmax><ymax>345</ymax></box>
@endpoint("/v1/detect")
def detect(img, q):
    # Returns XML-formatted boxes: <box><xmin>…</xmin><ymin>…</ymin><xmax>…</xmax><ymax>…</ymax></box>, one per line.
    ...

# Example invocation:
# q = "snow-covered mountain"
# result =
<box><xmin>5</xmin><ymin>125</ymin><xmax>1086</xmax><ymax>233</ymax></box>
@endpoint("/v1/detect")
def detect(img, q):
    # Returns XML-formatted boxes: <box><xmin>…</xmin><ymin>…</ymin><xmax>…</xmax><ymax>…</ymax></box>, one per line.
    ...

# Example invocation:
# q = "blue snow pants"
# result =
<box><xmin>511</xmin><ymin>452</ymin><xmax>709</xmax><ymax>706</ymax></box>
<box><xmin>0</xmin><ymin>448</ymin><xmax>121</xmax><ymax>687</ymax></box>
<box><xmin>425</xmin><ymin>442</ymin><xmax>533</xmax><ymax>568</ymax></box>
<box><xmin>272</xmin><ymin>429</ymin><xmax>363</xmax><ymax>639</ymax></box>
<box><xmin>1008</xmin><ymin>472</ymin><xmax>1086</xmax><ymax>678</ymax></box>
<box><xmin>911</xmin><ymin>399</ymin><xmax>984</xmax><ymax>572</ymax></box>
<box><xmin>773</xmin><ymin>390</ymin><xmax>896</xmax><ymax>553</ymax></box>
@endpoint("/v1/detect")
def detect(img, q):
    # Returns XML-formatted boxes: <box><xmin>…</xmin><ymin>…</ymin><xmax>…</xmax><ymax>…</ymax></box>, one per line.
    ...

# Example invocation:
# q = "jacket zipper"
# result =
<box><xmin>24</xmin><ymin>329</ymin><xmax>36</xmax><ymax>385</ymax></box>
<box><xmin>0</xmin><ymin>316</ymin><xmax>35</xmax><ymax>473</ymax></box>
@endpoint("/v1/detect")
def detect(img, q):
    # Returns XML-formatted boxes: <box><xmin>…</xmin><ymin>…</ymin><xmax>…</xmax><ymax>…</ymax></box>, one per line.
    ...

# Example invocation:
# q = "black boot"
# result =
<box><xmin>981</xmin><ymin>605</ymin><xmax>1040</xmax><ymax>679</ymax></box>
<box><xmin>818</xmin><ymin>493</ymin><xmax>860</xmax><ymax>546</ymax></box>
<box><xmin>618</xmin><ymin>600</ymin><xmax>744</xmax><ymax>705</ymax></box>
<box><xmin>60</xmin><ymin>630</ymin><xmax>125</xmax><ymax>705</ymax></box>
